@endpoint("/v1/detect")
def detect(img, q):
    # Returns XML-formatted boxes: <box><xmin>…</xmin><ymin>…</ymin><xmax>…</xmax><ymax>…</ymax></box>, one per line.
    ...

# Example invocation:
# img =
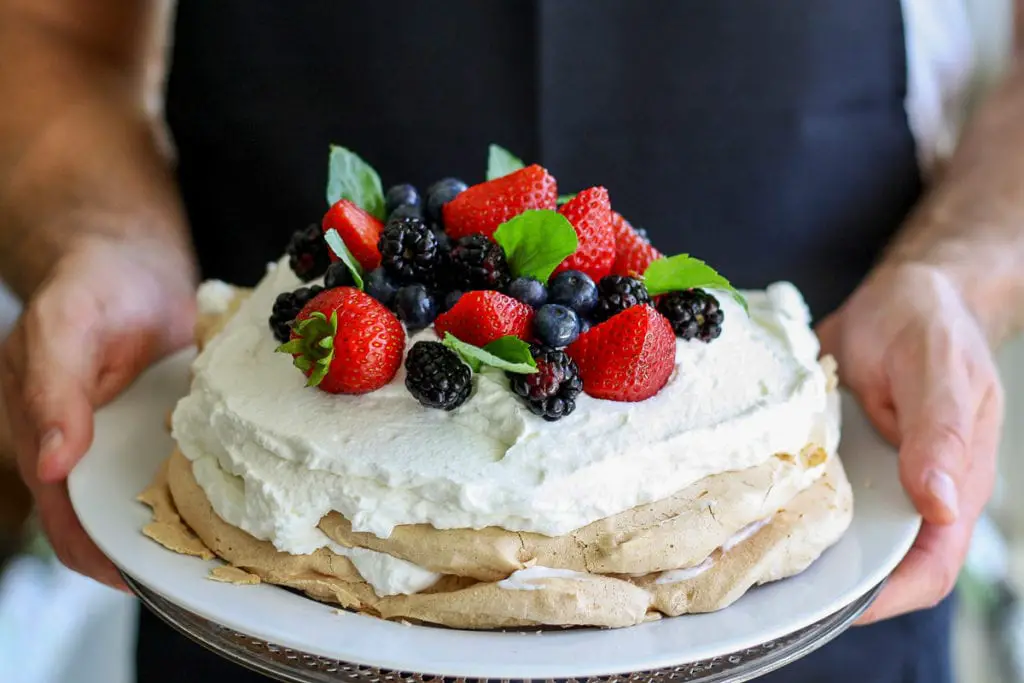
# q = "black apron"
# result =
<box><xmin>145</xmin><ymin>1</ymin><xmax>952</xmax><ymax>681</ymax></box>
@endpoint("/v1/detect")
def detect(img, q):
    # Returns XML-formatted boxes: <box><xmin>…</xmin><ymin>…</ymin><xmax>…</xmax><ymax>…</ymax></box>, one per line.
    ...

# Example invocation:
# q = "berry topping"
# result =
<box><xmin>507</xmin><ymin>345</ymin><xmax>583</xmax><ymax>422</ymax></box>
<box><xmin>426</xmin><ymin>178</ymin><xmax>468</xmax><ymax>225</ymax></box>
<box><xmin>448</xmin><ymin>234</ymin><xmax>512</xmax><ymax>292</ymax></box>
<box><xmin>533</xmin><ymin>304</ymin><xmax>581</xmax><ymax>349</ymax></box>
<box><xmin>610</xmin><ymin>211</ymin><xmax>662</xmax><ymax>277</ymax></box>
<box><xmin>277</xmin><ymin>287</ymin><xmax>405</xmax><ymax>394</ymax></box>
<box><xmin>286</xmin><ymin>224</ymin><xmax>331</xmax><ymax>282</ymax></box>
<box><xmin>567</xmin><ymin>305</ymin><xmax>676</xmax><ymax>402</ymax></box>
<box><xmin>553</xmin><ymin>187</ymin><xmax>615</xmax><ymax>281</ymax></box>
<box><xmin>593</xmin><ymin>275</ymin><xmax>652</xmax><ymax>323</ymax></box>
<box><xmin>434</xmin><ymin>290</ymin><xmax>534</xmax><ymax>348</ymax></box>
<box><xmin>506</xmin><ymin>276</ymin><xmax>548</xmax><ymax>309</ymax></box>
<box><xmin>385</xmin><ymin>183</ymin><xmax>421</xmax><ymax>217</ymax></box>
<box><xmin>442</xmin><ymin>165</ymin><xmax>557</xmax><ymax>240</ymax></box>
<box><xmin>404</xmin><ymin>341</ymin><xmax>472</xmax><ymax>411</ymax></box>
<box><xmin>269</xmin><ymin>285</ymin><xmax>324</xmax><ymax>343</ymax></box>
<box><xmin>394</xmin><ymin>283</ymin><xmax>439</xmax><ymax>331</ymax></box>
<box><xmin>364</xmin><ymin>268</ymin><xmax>400</xmax><ymax>308</ymax></box>
<box><xmin>324</xmin><ymin>261</ymin><xmax>355</xmax><ymax>290</ymax></box>
<box><xmin>379</xmin><ymin>216</ymin><xmax>442</xmax><ymax>283</ymax></box>
<box><xmin>657</xmin><ymin>289</ymin><xmax>725</xmax><ymax>343</ymax></box>
<box><xmin>322</xmin><ymin>199</ymin><xmax>385</xmax><ymax>272</ymax></box>
<box><xmin>548</xmin><ymin>270</ymin><xmax>599</xmax><ymax>315</ymax></box>
<box><xmin>389</xmin><ymin>204</ymin><xmax>424</xmax><ymax>221</ymax></box>
<box><xmin>442</xmin><ymin>290</ymin><xmax>463</xmax><ymax>312</ymax></box>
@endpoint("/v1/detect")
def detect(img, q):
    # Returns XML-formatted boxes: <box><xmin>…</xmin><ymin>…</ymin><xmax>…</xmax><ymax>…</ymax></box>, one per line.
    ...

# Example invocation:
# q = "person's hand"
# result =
<box><xmin>0</xmin><ymin>237</ymin><xmax>195</xmax><ymax>590</ymax></box>
<box><xmin>817</xmin><ymin>262</ymin><xmax>1004</xmax><ymax>623</ymax></box>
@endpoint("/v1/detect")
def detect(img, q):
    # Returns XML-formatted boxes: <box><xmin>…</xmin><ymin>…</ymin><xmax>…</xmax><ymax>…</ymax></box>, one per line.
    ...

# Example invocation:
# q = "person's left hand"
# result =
<box><xmin>816</xmin><ymin>262</ymin><xmax>1004</xmax><ymax>623</ymax></box>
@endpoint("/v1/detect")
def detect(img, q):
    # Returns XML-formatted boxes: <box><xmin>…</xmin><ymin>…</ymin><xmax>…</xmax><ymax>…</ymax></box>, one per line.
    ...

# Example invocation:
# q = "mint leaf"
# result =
<box><xmin>323</xmin><ymin>229</ymin><xmax>365</xmax><ymax>290</ymax></box>
<box><xmin>486</xmin><ymin>144</ymin><xmax>525</xmax><ymax>181</ymax></box>
<box><xmin>326</xmin><ymin>145</ymin><xmax>385</xmax><ymax>220</ymax></box>
<box><xmin>557</xmin><ymin>193</ymin><xmax>577</xmax><ymax>205</ymax></box>
<box><xmin>442</xmin><ymin>333</ymin><xmax>538</xmax><ymax>374</ymax></box>
<box><xmin>644</xmin><ymin>254</ymin><xmax>748</xmax><ymax>312</ymax></box>
<box><xmin>493</xmin><ymin>210</ymin><xmax>578</xmax><ymax>283</ymax></box>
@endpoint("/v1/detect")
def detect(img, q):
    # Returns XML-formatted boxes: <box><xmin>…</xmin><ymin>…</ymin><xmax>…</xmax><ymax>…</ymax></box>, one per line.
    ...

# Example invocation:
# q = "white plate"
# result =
<box><xmin>69</xmin><ymin>349</ymin><xmax>920</xmax><ymax>680</ymax></box>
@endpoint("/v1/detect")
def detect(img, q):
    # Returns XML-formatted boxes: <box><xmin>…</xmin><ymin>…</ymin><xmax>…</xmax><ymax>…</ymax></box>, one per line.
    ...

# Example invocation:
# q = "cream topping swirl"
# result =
<box><xmin>172</xmin><ymin>258</ymin><xmax>832</xmax><ymax>553</ymax></box>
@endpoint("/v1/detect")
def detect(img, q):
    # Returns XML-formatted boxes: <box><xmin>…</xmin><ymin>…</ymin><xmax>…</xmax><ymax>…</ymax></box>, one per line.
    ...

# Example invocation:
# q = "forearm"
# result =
<box><xmin>0</xmin><ymin>0</ymin><xmax>195</xmax><ymax>301</ymax></box>
<box><xmin>886</xmin><ymin>56</ymin><xmax>1024</xmax><ymax>347</ymax></box>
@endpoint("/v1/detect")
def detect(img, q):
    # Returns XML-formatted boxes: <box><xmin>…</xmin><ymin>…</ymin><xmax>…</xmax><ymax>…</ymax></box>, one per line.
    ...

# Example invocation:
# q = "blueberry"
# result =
<box><xmin>430</xmin><ymin>224</ymin><xmax>452</xmax><ymax>252</ymax></box>
<box><xmin>388</xmin><ymin>203</ymin><xmax>423</xmax><ymax>220</ymax></box>
<box><xmin>533</xmin><ymin>304</ymin><xmax>581</xmax><ymax>349</ymax></box>
<box><xmin>548</xmin><ymin>270</ymin><xmax>598</xmax><ymax>315</ymax></box>
<box><xmin>443</xmin><ymin>290</ymin><xmax>463</xmax><ymax>313</ymax></box>
<box><xmin>506</xmin><ymin>277</ymin><xmax>548</xmax><ymax>309</ymax></box>
<box><xmin>425</xmin><ymin>178</ymin><xmax>468</xmax><ymax>224</ymax></box>
<box><xmin>394</xmin><ymin>284</ymin><xmax>438</xmax><ymax>330</ymax></box>
<box><xmin>364</xmin><ymin>268</ymin><xmax>400</xmax><ymax>308</ymax></box>
<box><xmin>579</xmin><ymin>317</ymin><xmax>592</xmax><ymax>335</ymax></box>
<box><xmin>324</xmin><ymin>261</ymin><xmax>355</xmax><ymax>290</ymax></box>
<box><xmin>385</xmin><ymin>184</ymin><xmax>421</xmax><ymax>216</ymax></box>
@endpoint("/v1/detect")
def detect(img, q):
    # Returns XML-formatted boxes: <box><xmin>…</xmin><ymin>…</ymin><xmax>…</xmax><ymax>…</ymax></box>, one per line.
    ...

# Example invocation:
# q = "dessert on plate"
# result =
<box><xmin>140</xmin><ymin>145</ymin><xmax>853</xmax><ymax>629</ymax></box>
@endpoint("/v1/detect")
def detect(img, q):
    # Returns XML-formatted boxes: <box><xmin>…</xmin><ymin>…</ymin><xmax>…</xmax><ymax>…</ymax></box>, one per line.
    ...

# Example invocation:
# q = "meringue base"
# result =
<box><xmin>140</xmin><ymin>448</ymin><xmax>852</xmax><ymax>630</ymax></box>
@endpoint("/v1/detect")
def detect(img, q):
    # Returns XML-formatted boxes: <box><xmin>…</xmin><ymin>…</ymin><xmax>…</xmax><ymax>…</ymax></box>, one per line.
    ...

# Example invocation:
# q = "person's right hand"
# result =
<box><xmin>0</xmin><ymin>237</ymin><xmax>196</xmax><ymax>590</ymax></box>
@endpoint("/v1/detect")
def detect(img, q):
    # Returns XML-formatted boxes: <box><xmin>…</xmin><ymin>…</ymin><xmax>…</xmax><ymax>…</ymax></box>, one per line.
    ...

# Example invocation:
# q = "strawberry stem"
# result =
<box><xmin>276</xmin><ymin>310</ymin><xmax>338</xmax><ymax>387</ymax></box>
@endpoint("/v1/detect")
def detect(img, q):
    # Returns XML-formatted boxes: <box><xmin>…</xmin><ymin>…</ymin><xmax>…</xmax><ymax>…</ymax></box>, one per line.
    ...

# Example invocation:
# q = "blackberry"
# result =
<box><xmin>378</xmin><ymin>216</ymin><xmax>442</xmax><ymax>283</ymax></box>
<box><xmin>286</xmin><ymin>223</ymin><xmax>330</xmax><ymax>281</ymax></box>
<box><xmin>593</xmin><ymin>275</ymin><xmax>651</xmax><ymax>322</ymax></box>
<box><xmin>268</xmin><ymin>285</ymin><xmax>324</xmax><ymax>343</ymax></box>
<box><xmin>448</xmin><ymin>234</ymin><xmax>511</xmax><ymax>291</ymax></box>
<box><xmin>507</xmin><ymin>346</ymin><xmax>583</xmax><ymax>422</ymax></box>
<box><xmin>657</xmin><ymin>289</ymin><xmax>725</xmax><ymax>342</ymax></box>
<box><xmin>405</xmin><ymin>341</ymin><xmax>472</xmax><ymax>410</ymax></box>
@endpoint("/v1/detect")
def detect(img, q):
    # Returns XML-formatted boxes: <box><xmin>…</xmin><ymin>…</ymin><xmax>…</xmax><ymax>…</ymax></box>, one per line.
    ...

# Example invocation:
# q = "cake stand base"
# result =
<box><xmin>124</xmin><ymin>573</ymin><xmax>882</xmax><ymax>683</ymax></box>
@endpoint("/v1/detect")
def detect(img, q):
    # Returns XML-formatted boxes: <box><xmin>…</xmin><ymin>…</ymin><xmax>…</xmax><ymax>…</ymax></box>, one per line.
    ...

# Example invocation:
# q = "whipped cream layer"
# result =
<box><xmin>172</xmin><ymin>258</ymin><xmax>836</xmax><ymax>553</ymax></box>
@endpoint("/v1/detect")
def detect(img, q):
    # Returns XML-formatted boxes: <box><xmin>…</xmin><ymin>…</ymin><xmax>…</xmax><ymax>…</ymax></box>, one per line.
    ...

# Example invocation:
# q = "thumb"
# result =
<box><xmin>889</xmin><ymin>347</ymin><xmax>972</xmax><ymax>526</ymax></box>
<box><xmin>14</xmin><ymin>302</ymin><xmax>99</xmax><ymax>483</ymax></box>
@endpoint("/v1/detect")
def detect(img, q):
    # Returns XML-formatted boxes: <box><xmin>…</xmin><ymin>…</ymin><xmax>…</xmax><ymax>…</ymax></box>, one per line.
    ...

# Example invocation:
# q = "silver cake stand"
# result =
<box><xmin>124</xmin><ymin>573</ymin><xmax>883</xmax><ymax>683</ymax></box>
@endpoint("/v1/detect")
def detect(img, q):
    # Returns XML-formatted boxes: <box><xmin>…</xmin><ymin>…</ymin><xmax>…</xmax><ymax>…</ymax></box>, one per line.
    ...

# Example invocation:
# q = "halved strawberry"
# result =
<box><xmin>566</xmin><ymin>305</ymin><xmax>675</xmax><ymax>402</ymax></box>
<box><xmin>442</xmin><ymin>165</ymin><xmax>557</xmax><ymax>240</ymax></box>
<box><xmin>279</xmin><ymin>287</ymin><xmax>405</xmax><ymax>394</ymax></box>
<box><xmin>433</xmin><ymin>291</ymin><xmax>534</xmax><ymax>348</ymax></box>
<box><xmin>610</xmin><ymin>210</ymin><xmax>662</xmax><ymax>276</ymax></box>
<box><xmin>553</xmin><ymin>187</ymin><xmax>615</xmax><ymax>281</ymax></box>
<box><xmin>322</xmin><ymin>199</ymin><xmax>384</xmax><ymax>271</ymax></box>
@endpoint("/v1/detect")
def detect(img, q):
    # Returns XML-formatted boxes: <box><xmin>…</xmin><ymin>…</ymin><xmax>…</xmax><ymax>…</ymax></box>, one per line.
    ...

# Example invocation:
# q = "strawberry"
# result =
<box><xmin>553</xmin><ymin>187</ymin><xmax>615</xmax><ymax>281</ymax></box>
<box><xmin>442</xmin><ymin>164</ymin><xmax>557</xmax><ymax>240</ymax></box>
<box><xmin>279</xmin><ymin>287</ymin><xmax>405</xmax><ymax>394</ymax></box>
<box><xmin>433</xmin><ymin>291</ymin><xmax>534</xmax><ymax>348</ymax></box>
<box><xmin>322</xmin><ymin>199</ymin><xmax>384</xmax><ymax>271</ymax></box>
<box><xmin>566</xmin><ymin>305</ymin><xmax>675</xmax><ymax>402</ymax></box>
<box><xmin>611</xmin><ymin>211</ymin><xmax>662</xmax><ymax>277</ymax></box>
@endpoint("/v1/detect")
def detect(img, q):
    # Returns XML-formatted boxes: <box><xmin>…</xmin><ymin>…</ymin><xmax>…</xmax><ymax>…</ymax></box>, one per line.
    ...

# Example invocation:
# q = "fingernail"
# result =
<box><xmin>36</xmin><ymin>428</ymin><xmax>64</xmax><ymax>478</ymax></box>
<box><xmin>925</xmin><ymin>469</ymin><xmax>959</xmax><ymax>520</ymax></box>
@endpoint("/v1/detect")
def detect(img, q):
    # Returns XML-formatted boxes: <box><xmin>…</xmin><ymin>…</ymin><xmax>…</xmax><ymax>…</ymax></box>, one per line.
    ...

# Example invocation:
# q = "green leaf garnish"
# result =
<box><xmin>276</xmin><ymin>310</ymin><xmax>338</xmax><ymax>387</ymax></box>
<box><xmin>556</xmin><ymin>193</ymin><xmax>577</xmax><ymax>205</ymax></box>
<box><xmin>323</xmin><ymin>229</ymin><xmax>365</xmax><ymax>290</ymax></box>
<box><xmin>492</xmin><ymin>210</ymin><xmax>578</xmax><ymax>284</ymax></box>
<box><xmin>486</xmin><ymin>144</ymin><xmax>525</xmax><ymax>181</ymax></box>
<box><xmin>643</xmin><ymin>254</ymin><xmax>748</xmax><ymax>312</ymax></box>
<box><xmin>442</xmin><ymin>333</ymin><xmax>538</xmax><ymax>374</ymax></box>
<box><xmin>326</xmin><ymin>145</ymin><xmax>385</xmax><ymax>220</ymax></box>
